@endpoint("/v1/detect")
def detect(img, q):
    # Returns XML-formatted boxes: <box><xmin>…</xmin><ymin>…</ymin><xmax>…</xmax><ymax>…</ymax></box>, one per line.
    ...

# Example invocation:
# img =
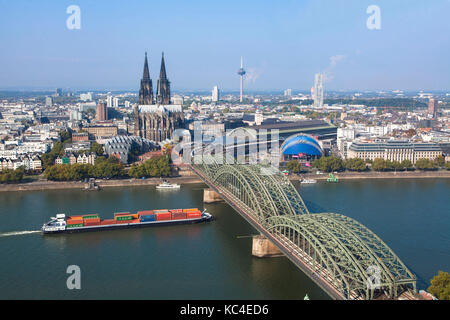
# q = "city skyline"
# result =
<box><xmin>0</xmin><ymin>1</ymin><xmax>449</xmax><ymax>91</ymax></box>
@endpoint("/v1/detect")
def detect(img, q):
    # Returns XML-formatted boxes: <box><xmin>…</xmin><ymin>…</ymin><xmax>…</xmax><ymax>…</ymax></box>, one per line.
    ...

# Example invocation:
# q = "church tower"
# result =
<box><xmin>139</xmin><ymin>52</ymin><xmax>153</xmax><ymax>105</ymax></box>
<box><xmin>156</xmin><ymin>52</ymin><xmax>171</xmax><ymax>105</ymax></box>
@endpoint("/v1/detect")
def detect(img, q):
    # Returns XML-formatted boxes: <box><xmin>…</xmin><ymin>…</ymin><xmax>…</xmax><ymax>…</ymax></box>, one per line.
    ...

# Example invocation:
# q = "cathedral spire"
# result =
<box><xmin>139</xmin><ymin>52</ymin><xmax>153</xmax><ymax>105</ymax></box>
<box><xmin>159</xmin><ymin>52</ymin><xmax>167</xmax><ymax>80</ymax></box>
<box><xmin>156</xmin><ymin>52</ymin><xmax>171</xmax><ymax>105</ymax></box>
<box><xmin>143</xmin><ymin>52</ymin><xmax>150</xmax><ymax>80</ymax></box>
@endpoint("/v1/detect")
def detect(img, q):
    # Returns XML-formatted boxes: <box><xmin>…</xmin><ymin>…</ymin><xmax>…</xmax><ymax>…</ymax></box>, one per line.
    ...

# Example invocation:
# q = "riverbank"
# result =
<box><xmin>0</xmin><ymin>169</ymin><xmax>449</xmax><ymax>192</ymax></box>
<box><xmin>296</xmin><ymin>170</ymin><xmax>450</xmax><ymax>180</ymax></box>
<box><xmin>0</xmin><ymin>176</ymin><xmax>203</xmax><ymax>192</ymax></box>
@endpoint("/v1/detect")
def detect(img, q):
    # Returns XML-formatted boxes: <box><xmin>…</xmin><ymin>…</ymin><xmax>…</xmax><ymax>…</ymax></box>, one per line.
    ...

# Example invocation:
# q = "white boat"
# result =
<box><xmin>300</xmin><ymin>178</ymin><xmax>317</xmax><ymax>184</ymax></box>
<box><xmin>156</xmin><ymin>180</ymin><xmax>181</xmax><ymax>189</ymax></box>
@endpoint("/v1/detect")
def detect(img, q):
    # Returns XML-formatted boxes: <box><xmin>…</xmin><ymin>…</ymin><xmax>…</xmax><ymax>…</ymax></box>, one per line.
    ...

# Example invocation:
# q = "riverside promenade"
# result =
<box><xmin>0</xmin><ymin>169</ymin><xmax>449</xmax><ymax>192</ymax></box>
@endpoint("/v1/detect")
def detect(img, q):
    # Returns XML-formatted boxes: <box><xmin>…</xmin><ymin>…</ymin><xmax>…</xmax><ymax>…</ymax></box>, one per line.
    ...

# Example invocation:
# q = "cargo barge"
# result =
<box><xmin>41</xmin><ymin>208</ymin><xmax>213</xmax><ymax>234</ymax></box>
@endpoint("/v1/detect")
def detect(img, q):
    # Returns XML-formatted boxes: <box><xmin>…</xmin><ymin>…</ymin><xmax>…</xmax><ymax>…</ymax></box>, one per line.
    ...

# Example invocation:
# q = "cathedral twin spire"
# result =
<box><xmin>139</xmin><ymin>52</ymin><xmax>171</xmax><ymax>105</ymax></box>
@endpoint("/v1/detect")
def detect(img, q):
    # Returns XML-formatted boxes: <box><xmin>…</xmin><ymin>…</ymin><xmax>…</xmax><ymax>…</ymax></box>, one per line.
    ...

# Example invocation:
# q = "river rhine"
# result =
<box><xmin>0</xmin><ymin>179</ymin><xmax>448</xmax><ymax>299</ymax></box>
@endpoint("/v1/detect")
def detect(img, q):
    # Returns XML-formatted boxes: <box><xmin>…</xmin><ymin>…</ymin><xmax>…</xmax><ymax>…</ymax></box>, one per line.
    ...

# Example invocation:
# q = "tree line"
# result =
<box><xmin>44</xmin><ymin>157</ymin><xmax>125</xmax><ymax>181</ymax></box>
<box><xmin>43</xmin><ymin>156</ymin><xmax>172</xmax><ymax>181</ymax></box>
<box><xmin>128</xmin><ymin>156</ymin><xmax>171</xmax><ymax>178</ymax></box>
<box><xmin>286</xmin><ymin>155</ymin><xmax>449</xmax><ymax>173</ymax></box>
<box><xmin>0</xmin><ymin>168</ymin><xmax>25</xmax><ymax>184</ymax></box>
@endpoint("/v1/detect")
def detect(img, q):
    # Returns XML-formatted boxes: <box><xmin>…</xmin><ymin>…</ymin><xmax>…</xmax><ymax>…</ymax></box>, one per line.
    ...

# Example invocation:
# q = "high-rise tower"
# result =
<box><xmin>212</xmin><ymin>86</ymin><xmax>220</xmax><ymax>102</ymax></box>
<box><xmin>139</xmin><ymin>52</ymin><xmax>154</xmax><ymax>105</ymax></box>
<box><xmin>96</xmin><ymin>102</ymin><xmax>108</xmax><ymax>121</ymax></box>
<box><xmin>428</xmin><ymin>98</ymin><xmax>438</xmax><ymax>118</ymax></box>
<box><xmin>156</xmin><ymin>52</ymin><xmax>171</xmax><ymax>105</ymax></box>
<box><xmin>237</xmin><ymin>57</ymin><xmax>246</xmax><ymax>103</ymax></box>
<box><xmin>313</xmin><ymin>73</ymin><xmax>324</xmax><ymax>108</ymax></box>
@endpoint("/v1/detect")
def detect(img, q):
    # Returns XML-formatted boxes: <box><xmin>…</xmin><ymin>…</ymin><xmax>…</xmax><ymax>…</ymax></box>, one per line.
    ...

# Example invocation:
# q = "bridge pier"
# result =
<box><xmin>203</xmin><ymin>188</ymin><xmax>223</xmax><ymax>203</ymax></box>
<box><xmin>252</xmin><ymin>235</ymin><xmax>282</xmax><ymax>258</ymax></box>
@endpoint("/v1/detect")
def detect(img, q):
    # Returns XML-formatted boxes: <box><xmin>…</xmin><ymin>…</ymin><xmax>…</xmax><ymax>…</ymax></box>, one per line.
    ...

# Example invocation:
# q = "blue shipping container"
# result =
<box><xmin>140</xmin><ymin>215</ymin><xmax>156</xmax><ymax>222</ymax></box>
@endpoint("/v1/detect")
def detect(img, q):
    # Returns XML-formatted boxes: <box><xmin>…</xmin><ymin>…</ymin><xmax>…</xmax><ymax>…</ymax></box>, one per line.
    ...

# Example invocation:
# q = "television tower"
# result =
<box><xmin>237</xmin><ymin>56</ymin><xmax>246</xmax><ymax>103</ymax></box>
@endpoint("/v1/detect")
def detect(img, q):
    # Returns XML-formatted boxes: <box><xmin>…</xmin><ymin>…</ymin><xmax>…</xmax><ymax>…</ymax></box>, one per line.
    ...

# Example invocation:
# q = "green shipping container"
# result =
<box><xmin>67</xmin><ymin>224</ymin><xmax>83</xmax><ymax>228</ymax></box>
<box><xmin>83</xmin><ymin>215</ymin><xmax>99</xmax><ymax>219</ymax></box>
<box><xmin>115</xmin><ymin>216</ymin><xmax>133</xmax><ymax>221</ymax></box>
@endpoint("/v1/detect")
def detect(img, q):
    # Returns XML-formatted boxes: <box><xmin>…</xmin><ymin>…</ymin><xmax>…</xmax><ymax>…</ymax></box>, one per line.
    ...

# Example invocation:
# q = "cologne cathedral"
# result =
<box><xmin>134</xmin><ymin>52</ymin><xmax>185</xmax><ymax>142</ymax></box>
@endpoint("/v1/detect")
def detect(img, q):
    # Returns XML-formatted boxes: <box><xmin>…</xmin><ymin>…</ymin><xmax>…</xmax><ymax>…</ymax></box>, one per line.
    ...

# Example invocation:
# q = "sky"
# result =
<box><xmin>0</xmin><ymin>0</ymin><xmax>449</xmax><ymax>92</ymax></box>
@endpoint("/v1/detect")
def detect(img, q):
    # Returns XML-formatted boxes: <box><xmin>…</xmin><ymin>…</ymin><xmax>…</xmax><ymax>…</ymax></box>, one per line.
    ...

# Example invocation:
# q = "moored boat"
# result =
<box><xmin>300</xmin><ymin>178</ymin><xmax>317</xmax><ymax>184</ymax></box>
<box><xmin>156</xmin><ymin>180</ymin><xmax>181</xmax><ymax>189</ymax></box>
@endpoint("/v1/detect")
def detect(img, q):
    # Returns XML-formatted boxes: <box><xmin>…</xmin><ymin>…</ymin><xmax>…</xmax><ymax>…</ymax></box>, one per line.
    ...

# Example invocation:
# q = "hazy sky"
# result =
<box><xmin>0</xmin><ymin>0</ymin><xmax>449</xmax><ymax>91</ymax></box>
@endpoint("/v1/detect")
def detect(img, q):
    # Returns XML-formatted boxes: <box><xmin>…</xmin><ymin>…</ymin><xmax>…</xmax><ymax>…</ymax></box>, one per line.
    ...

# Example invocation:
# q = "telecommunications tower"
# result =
<box><xmin>237</xmin><ymin>57</ymin><xmax>246</xmax><ymax>103</ymax></box>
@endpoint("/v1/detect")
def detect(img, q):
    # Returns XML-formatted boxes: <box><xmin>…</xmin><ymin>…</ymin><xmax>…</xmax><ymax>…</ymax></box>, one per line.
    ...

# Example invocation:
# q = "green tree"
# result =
<box><xmin>286</xmin><ymin>160</ymin><xmax>302</xmax><ymax>174</ymax></box>
<box><xmin>344</xmin><ymin>158</ymin><xmax>367</xmax><ymax>172</ymax></box>
<box><xmin>90</xmin><ymin>142</ymin><xmax>104</xmax><ymax>156</ymax></box>
<box><xmin>312</xmin><ymin>156</ymin><xmax>344</xmax><ymax>173</ymax></box>
<box><xmin>372</xmin><ymin>158</ymin><xmax>386</xmax><ymax>171</ymax></box>
<box><xmin>390</xmin><ymin>161</ymin><xmax>403</xmax><ymax>171</ymax></box>
<box><xmin>428</xmin><ymin>271</ymin><xmax>450</xmax><ymax>300</ymax></box>
<box><xmin>0</xmin><ymin>167</ymin><xmax>25</xmax><ymax>183</ymax></box>
<box><xmin>401</xmin><ymin>159</ymin><xmax>413</xmax><ymax>171</ymax></box>
<box><xmin>415</xmin><ymin>159</ymin><xmax>436</xmax><ymax>170</ymax></box>
<box><xmin>60</xmin><ymin>130</ymin><xmax>72</xmax><ymax>143</ymax></box>
<box><xmin>435</xmin><ymin>155</ymin><xmax>445</xmax><ymax>167</ymax></box>
<box><xmin>41</xmin><ymin>142</ymin><xmax>65</xmax><ymax>169</ymax></box>
<box><xmin>128</xmin><ymin>164</ymin><xmax>146</xmax><ymax>179</ymax></box>
<box><xmin>127</xmin><ymin>156</ymin><xmax>172</xmax><ymax>178</ymax></box>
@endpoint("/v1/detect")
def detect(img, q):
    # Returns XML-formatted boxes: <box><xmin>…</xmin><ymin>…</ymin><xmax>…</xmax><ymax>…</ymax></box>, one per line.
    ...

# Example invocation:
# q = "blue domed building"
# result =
<box><xmin>281</xmin><ymin>134</ymin><xmax>324</xmax><ymax>160</ymax></box>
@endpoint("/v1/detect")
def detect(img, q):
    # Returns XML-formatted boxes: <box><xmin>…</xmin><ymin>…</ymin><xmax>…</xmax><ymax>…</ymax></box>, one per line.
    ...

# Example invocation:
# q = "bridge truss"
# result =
<box><xmin>191</xmin><ymin>154</ymin><xmax>417</xmax><ymax>300</ymax></box>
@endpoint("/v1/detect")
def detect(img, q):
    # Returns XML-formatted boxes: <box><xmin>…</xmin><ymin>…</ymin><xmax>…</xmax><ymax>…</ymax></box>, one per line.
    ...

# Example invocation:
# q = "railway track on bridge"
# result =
<box><xmin>189</xmin><ymin>158</ymin><xmax>417</xmax><ymax>300</ymax></box>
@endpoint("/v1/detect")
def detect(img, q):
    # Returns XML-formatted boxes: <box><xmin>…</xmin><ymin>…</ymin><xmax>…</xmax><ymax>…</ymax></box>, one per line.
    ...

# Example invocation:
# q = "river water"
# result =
<box><xmin>0</xmin><ymin>179</ymin><xmax>448</xmax><ymax>299</ymax></box>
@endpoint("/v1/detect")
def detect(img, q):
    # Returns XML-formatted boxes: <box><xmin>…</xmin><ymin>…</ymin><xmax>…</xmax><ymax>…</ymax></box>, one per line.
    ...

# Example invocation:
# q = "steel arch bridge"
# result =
<box><xmin>191</xmin><ymin>154</ymin><xmax>417</xmax><ymax>300</ymax></box>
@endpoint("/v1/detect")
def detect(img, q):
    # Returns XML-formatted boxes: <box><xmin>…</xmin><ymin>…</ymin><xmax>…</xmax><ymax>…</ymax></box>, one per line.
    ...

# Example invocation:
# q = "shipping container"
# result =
<box><xmin>115</xmin><ymin>215</ymin><xmax>133</xmax><ymax>221</ymax></box>
<box><xmin>138</xmin><ymin>210</ymin><xmax>154</xmax><ymax>215</ymax></box>
<box><xmin>66</xmin><ymin>223</ymin><xmax>83</xmax><ymax>228</ymax></box>
<box><xmin>100</xmin><ymin>219</ymin><xmax>115</xmax><ymax>225</ymax></box>
<box><xmin>115</xmin><ymin>219</ymin><xmax>130</xmax><ymax>224</ymax></box>
<box><xmin>68</xmin><ymin>215</ymin><xmax>84</xmax><ymax>220</ymax></box>
<box><xmin>171</xmin><ymin>212</ymin><xmax>187</xmax><ymax>220</ymax></box>
<box><xmin>83</xmin><ymin>214</ymin><xmax>99</xmax><ymax>219</ymax></box>
<box><xmin>156</xmin><ymin>212</ymin><xmax>171</xmax><ymax>221</ymax></box>
<box><xmin>129</xmin><ymin>219</ymin><xmax>140</xmax><ymax>224</ymax></box>
<box><xmin>140</xmin><ymin>214</ymin><xmax>156</xmax><ymax>222</ymax></box>
<box><xmin>153</xmin><ymin>209</ymin><xmax>170</xmax><ymax>214</ymax></box>
<box><xmin>67</xmin><ymin>218</ymin><xmax>83</xmax><ymax>224</ymax></box>
<box><xmin>169</xmin><ymin>209</ymin><xmax>183</xmax><ymax>214</ymax></box>
<box><xmin>183</xmin><ymin>208</ymin><xmax>199</xmax><ymax>213</ymax></box>
<box><xmin>84</xmin><ymin>222</ymin><xmax>100</xmax><ymax>226</ymax></box>
<box><xmin>114</xmin><ymin>212</ymin><xmax>131</xmax><ymax>217</ymax></box>
<box><xmin>187</xmin><ymin>212</ymin><xmax>202</xmax><ymax>219</ymax></box>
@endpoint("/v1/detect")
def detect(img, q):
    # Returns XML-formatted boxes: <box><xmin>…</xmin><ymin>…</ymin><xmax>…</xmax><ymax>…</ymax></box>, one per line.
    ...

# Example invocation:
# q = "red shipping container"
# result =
<box><xmin>170</xmin><ymin>209</ymin><xmax>183</xmax><ymax>214</ymax></box>
<box><xmin>83</xmin><ymin>218</ymin><xmax>100</xmax><ymax>223</ymax></box>
<box><xmin>100</xmin><ymin>219</ymin><xmax>115</xmax><ymax>226</ymax></box>
<box><xmin>138</xmin><ymin>210</ymin><xmax>154</xmax><ymax>215</ymax></box>
<box><xmin>187</xmin><ymin>213</ymin><xmax>202</xmax><ymax>219</ymax></box>
<box><xmin>67</xmin><ymin>218</ymin><xmax>83</xmax><ymax>224</ymax></box>
<box><xmin>172</xmin><ymin>212</ymin><xmax>187</xmax><ymax>219</ymax></box>
<box><xmin>84</xmin><ymin>221</ymin><xmax>100</xmax><ymax>226</ymax></box>
<box><xmin>156</xmin><ymin>213</ymin><xmax>171</xmax><ymax>221</ymax></box>
<box><xmin>115</xmin><ymin>220</ymin><xmax>130</xmax><ymax>224</ymax></box>
<box><xmin>114</xmin><ymin>212</ymin><xmax>131</xmax><ymax>217</ymax></box>
<box><xmin>129</xmin><ymin>219</ymin><xmax>140</xmax><ymax>224</ymax></box>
